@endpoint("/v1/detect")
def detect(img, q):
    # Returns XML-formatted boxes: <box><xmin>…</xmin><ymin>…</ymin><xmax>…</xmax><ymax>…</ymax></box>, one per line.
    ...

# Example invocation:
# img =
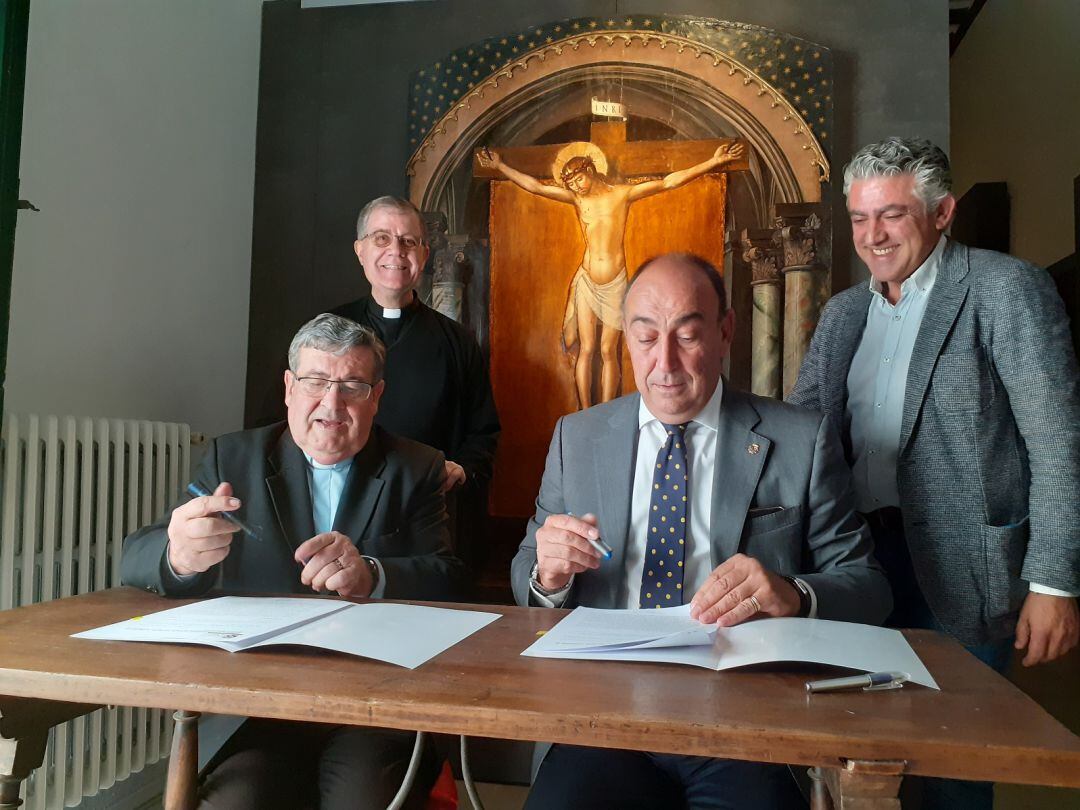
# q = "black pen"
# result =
<box><xmin>186</xmin><ymin>482</ymin><xmax>262</xmax><ymax>541</ymax></box>
<box><xmin>805</xmin><ymin>671</ymin><xmax>908</xmax><ymax>693</ymax></box>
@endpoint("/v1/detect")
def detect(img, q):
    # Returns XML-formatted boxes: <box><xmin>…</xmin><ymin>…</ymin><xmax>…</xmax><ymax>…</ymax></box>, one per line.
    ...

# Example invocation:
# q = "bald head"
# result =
<box><xmin>623</xmin><ymin>254</ymin><xmax>735</xmax><ymax>423</ymax></box>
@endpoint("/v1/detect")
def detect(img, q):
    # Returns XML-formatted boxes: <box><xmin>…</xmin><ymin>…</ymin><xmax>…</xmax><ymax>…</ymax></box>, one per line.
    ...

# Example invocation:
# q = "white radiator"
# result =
<box><xmin>0</xmin><ymin>414</ymin><xmax>191</xmax><ymax>809</ymax></box>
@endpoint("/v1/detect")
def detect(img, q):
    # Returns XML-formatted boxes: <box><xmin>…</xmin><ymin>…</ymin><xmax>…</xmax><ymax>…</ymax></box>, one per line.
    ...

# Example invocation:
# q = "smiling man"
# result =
<box><xmin>789</xmin><ymin>137</ymin><xmax>1080</xmax><ymax>809</ymax></box>
<box><xmin>511</xmin><ymin>253</ymin><xmax>890</xmax><ymax>810</ymax></box>
<box><xmin>333</xmin><ymin>196</ymin><xmax>499</xmax><ymax>497</ymax></box>
<box><xmin>121</xmin><ymin>313</ymin><xmax>463</xmax><ymax>809</ymax></box>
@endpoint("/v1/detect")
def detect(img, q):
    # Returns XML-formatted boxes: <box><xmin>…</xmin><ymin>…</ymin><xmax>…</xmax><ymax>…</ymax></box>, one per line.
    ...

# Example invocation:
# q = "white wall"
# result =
<box><xmin>5</xmin><ymin>0</ymin><xmax>262</xmax><ymax>438</ymax></box>
<box><xmin>951</xmin><ymin>0</ymin><xmax>1080</xmax><ymax>267</ymax></box>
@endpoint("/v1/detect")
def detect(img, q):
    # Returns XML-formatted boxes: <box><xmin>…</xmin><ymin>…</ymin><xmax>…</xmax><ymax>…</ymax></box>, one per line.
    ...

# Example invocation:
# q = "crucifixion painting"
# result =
<box><xmin>475</xmin><ymin>116</ymin><xmax>748</xmax><ymax>516</ymax></box>
<box><xmin>478</xmin><ymin>139</ymin><xmax>744</xmax><ymax>407</ymax></box>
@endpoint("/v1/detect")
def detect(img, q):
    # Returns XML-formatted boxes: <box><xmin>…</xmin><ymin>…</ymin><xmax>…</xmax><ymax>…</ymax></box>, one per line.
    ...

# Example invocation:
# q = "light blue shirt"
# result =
<box><xmin>846</xmin><ymin>236</ymin><xmax>944</xmax><ymax>513</ymax></box>
<box><xmin>304</xmin><ymin>455</ymin><xmax>353</xmax><ymax>535</ymax></box>
<box><xmin>303</xmin><ymin>453</ymin><xmax>386</xmax><ymax>598</ymax></box>
<box><xmin>846</xmin><ymin>237</ymin><xmax>1070</xmax><ymax>597</ymax></box>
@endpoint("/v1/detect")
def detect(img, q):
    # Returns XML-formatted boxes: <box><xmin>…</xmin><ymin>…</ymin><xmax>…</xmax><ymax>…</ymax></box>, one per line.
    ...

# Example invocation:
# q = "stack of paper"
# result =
<box><xmin>523</xmin><ymin>605</ymin><xmax>938</xmax><ymax>689</ymax></box>
<box><xmin>74</xmin><ymin>596</ymin><xmax>500</xmax><ymax>669</ymax></box>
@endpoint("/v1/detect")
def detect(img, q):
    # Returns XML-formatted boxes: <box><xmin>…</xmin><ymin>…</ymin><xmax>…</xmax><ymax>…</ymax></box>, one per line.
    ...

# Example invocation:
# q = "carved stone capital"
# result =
<box><xmin>774</xmin><ymin>210</ymin><xmax>823</xmax><ymax>272</ymax></box>
<box><xmin>740</xmin><ymin>228</ymin><xmax>782</xmax><ymax>286</ymax></box>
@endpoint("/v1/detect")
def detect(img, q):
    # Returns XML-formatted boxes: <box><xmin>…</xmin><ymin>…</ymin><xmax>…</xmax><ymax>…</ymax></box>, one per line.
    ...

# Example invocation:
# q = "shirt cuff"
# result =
<box><xmin>1029</xmin><ymin>582</ymin><xmax>1079</xmax><ymax>598</ymax></box>
<box><xmin>164</xmin><ymin>543</ymin><xmax>200</xmax><ymax>582</ymax></box>
<box><xmin>366</xmin><ymin>556</ymin><xmax>387</xmax><ymax>599</ymax></box>
<box><xmin>529</xmin><ymin>562</ymin><xmax>572</xmax><ymax>607</ymax></box>
<box><xmin>793</xmin><ymin>576</ymin><xmax>818</xmax><ymax>618</ymax></box>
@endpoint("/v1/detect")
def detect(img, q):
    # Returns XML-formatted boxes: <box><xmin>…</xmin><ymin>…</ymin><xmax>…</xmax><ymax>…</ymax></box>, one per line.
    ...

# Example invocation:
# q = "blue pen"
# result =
<box><xmin>186</xmin><ymin>482</ymin><xmax>262</xmax><ymax>541</ymax></box>
<box><xmin>568</xmin><ymin>511</ymin><xmax>612</xmax><ymax>559</ymax></box>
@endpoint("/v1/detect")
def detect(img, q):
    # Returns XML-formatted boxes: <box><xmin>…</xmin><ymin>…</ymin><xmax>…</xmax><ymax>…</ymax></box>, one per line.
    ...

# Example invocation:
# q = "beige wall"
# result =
<box><xmin>951</xmin><ymin>0</ymin><xmax>1080</xmax><ymax>267</ymax></box>
<box><xmin>5</xmin><ymin>0</ymin><xmax>262</xmax><ymax>438</ymax></box>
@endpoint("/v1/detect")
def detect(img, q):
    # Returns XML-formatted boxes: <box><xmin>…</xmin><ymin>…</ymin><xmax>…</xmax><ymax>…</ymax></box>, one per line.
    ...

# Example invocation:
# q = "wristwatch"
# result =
<box><xmin>782</xmin><ymin>575</ymin><xmax>812</xmax><ymax>617</ymax></box>
<box><xmin>530</xmin><ymin>563</ymin><xmax>567</xmax><ymax>597</ymax></box>
<box><xmin>363</xmin><ymin>556</ymin><xmax>380</xmax><ymax>595</ymax></box>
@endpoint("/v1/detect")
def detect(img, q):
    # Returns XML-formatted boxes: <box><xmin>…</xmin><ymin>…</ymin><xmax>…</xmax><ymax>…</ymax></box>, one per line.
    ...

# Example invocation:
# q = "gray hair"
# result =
<box><xmin>355</xmin><ymin>196</ymin><xmax>427</xmax><ymax>242</ymax></box>
<box><xmin>288</xmin><ymin>314</ymin><xmax>386</xmax><ymax>382</ymax></box>
<box><xmin>842</xmin><ymin>137</ymin><xmax>952</xmax><ymax>212</ymax></box>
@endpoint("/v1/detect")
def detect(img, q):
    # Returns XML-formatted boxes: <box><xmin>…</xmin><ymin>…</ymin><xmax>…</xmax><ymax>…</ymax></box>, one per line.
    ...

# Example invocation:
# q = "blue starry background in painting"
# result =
<box><xmin>406</xmin><ymin>14</ymin><xmax>833</xmax><ymax>161</ymax></box>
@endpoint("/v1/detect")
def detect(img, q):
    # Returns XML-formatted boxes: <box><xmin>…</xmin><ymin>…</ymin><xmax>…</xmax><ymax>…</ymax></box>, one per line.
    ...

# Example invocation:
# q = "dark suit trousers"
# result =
<box><xmin>198</xmin><ymin>718</ymin><xmax>438</xmax><ymax>810</ymax></box>
<box><xmin>525</xmin><ymin>744</ymin><xmax>805</xmax><ymax>810</ymax></box>
<box><xmin>865</xmin><ymin>507</ymin><xmax>1011</xmax><ymax>810</ymax></box>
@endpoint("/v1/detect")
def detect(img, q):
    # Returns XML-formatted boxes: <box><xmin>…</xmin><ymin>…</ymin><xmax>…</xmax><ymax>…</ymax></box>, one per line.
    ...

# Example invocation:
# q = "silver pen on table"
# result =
<box><xmin>805</xmin><ymin>671</ymin><xmax>909</xmax><ymax>693</ymax></box>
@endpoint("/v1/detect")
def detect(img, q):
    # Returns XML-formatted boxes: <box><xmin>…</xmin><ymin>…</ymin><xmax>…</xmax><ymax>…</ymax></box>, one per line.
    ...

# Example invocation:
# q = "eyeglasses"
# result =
<box><xmin>293</xmin><ymin>376</ymin><xmax>375</xmax><ymax>401</ymax></box>
<box><xmin>361</xmin><ymin>231</ymin><xmax>424</xmax><ymax>251</ymax></box>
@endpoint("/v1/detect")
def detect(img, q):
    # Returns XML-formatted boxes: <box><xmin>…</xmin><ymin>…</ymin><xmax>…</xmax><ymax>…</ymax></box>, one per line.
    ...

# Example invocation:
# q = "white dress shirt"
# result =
<box><xmin>531</xmin><ymin>380</ymin><xmax>818</xmax><ymax>612</ymax></box>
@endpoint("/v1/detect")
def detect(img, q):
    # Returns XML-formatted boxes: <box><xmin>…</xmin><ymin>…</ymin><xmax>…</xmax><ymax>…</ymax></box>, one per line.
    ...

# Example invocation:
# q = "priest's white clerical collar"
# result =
<box><xmin>638</xmin><ymin>377</ymin><xmax>724</xmax><ymax>432</ymax></box>
<box><xmin>382</xmin><ymin>307</ymin><xmax>402</xmax><ymax>319</ymax></box>
<box><xmin>303</xmin><ymin>452</ymin><xmax>352</xmax><ymax>471</ymax></box>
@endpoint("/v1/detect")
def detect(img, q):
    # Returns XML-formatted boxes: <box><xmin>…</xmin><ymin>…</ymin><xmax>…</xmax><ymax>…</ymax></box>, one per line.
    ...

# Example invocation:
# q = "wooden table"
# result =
<box><xmin>1</xmin><ymin>589</ymin><xmax>1079</xmax><ymax>809</ymax></box>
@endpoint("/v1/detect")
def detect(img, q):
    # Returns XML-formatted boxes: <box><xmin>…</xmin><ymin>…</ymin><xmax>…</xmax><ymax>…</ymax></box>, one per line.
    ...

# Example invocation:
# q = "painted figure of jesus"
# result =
<box><xmin>478</xmin><ymin>141</ymin><xmax>745</xmax><ymax>408</ymax></box>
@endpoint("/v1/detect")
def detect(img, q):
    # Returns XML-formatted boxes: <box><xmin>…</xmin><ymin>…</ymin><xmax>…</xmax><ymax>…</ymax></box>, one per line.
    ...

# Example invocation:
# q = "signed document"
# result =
<box><xmin>74</xmin><ymin>596</ymin><xmax>500</xmax><ymax>669</ymax></box>
<box><xmin>523</xmin><ymin>605</ymin><xmax>938</xmax><ymax>689</ymax></box>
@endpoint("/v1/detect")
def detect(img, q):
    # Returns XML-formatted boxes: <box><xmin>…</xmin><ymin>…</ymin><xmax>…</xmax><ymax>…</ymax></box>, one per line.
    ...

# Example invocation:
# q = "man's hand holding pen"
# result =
<box><xmin>167</xmin><ymin>481</ymin><xmax>241</xmax><ymax>576</ymax></box>
<box><xmin>534</xmin><ymin>512</ymin><xmax>612</xmax><ymax>591</ymax></box>
<box><xmin>295</xmin><ymin>533</ymin><xmax>373</xmax><ymax>598</ymax></box>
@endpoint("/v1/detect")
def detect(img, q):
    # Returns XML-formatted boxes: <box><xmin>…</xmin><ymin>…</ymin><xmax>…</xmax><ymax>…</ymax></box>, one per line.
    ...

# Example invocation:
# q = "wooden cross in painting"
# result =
<box><xmin>474</xmin><ymin>119</ymin><xmax>748</xmax><ymax>517</ymax></box>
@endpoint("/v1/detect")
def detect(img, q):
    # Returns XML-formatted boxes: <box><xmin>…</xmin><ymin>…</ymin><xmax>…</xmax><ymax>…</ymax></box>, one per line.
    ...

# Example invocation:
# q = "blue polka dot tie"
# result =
<box><xmin>639</xmin><ymin>423</ymin><xmax>689</xmax><ymax>609</ymax></box>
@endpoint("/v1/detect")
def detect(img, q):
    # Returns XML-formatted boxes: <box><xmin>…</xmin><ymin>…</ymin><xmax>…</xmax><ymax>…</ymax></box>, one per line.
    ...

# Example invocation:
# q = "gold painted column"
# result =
<box><xmin>741</xmin><ymin>229</ymin><xmax>783</xmax><ymax>399</ymax></box>
<box><xmin>778</xmin><ymin>212</ymin><xmax>825</xmax><ymax>397</ymax></box>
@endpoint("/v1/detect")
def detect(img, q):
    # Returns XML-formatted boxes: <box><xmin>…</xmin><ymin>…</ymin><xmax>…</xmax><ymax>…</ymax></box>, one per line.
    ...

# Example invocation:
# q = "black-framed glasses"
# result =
<box><xmin>294</xmin><ymin>376</ymin><xmax>375</xmax><ymax>401</ymax></box>
<box><xmin>360</xmin><ymin>231</ymin><xmax>424</xmax><ymax>250</ymax></box>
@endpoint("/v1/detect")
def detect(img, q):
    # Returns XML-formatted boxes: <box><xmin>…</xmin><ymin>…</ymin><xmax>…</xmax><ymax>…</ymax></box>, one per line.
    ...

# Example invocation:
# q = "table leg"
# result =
<box><xmin>808</xmin><ymin>766</ymin><xmax>832</xmax><ymax>810</ymax></box>
<box><xmin>164</xmin><ymin>710</ymin><xmax>201</xmax><ymax>810</ymax></box>
<box><xmin>819</xmin><ymin>759</ymin><xmax>905</xmax><ymax>809</ymax></box>
<box><xmin>0</xmin><ymin>698</ymin><xmax>98</xmax><ymax>810</ymax></box>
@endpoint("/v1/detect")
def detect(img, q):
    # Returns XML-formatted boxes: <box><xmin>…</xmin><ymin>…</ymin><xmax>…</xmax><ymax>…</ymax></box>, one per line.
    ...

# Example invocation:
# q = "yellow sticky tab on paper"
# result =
<box><xmin>535</xmin><ymin>630</ymin><xmax>547</xmax><ymax>637</ymax></box>
<box><xmin>131</xmin><ymin>616</ymin><xmax>144</xmax><ymax>621</ymax></box>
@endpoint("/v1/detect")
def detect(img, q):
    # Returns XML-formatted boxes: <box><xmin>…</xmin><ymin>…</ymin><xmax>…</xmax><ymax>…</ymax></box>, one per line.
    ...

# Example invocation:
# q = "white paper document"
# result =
<box><xmin>74</xmin><ymin>596</ymin><xmax>500</xmax><ymax>669</ymax></box>
<box><xmin>523</xmin><ymin>606</ymin><xmax>938</xmax><ymax>689</ymax></box>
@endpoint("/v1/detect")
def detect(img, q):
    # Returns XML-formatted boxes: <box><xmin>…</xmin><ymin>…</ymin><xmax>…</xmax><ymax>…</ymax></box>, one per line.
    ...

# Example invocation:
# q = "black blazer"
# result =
<box><xmin>121</xmin><ymin>422</ymin><xmax>466</xmax><ymax>601</ymax></box>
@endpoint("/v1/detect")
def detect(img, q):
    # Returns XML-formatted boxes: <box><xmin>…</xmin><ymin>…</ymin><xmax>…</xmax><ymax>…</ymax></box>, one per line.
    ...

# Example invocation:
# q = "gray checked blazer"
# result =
<box><xmin>789</xmin><ymin>239</ymin><xmax>1080</xmax><ymax>645</ymax></box>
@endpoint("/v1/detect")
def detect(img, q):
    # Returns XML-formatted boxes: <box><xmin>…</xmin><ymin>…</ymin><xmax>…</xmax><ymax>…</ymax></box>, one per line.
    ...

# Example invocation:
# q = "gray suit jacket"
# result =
<box><xmin>511</xmin><ymin>386</ymin><xmax>892</xmax><ymax>624</ymax></box>
<box><xmin>121</xmin><ymin>422</ymin><xmax>466</xmax><ymax>601</ymax></box>
<box><xmin>789</xmin><ymin>239</ymin><xmax>1080</xmax><ymax>645</ymax></box>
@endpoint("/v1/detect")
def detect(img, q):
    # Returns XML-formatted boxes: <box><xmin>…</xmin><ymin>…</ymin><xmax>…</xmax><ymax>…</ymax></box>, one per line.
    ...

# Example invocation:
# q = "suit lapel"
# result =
<box><xmin>710</xmin><ymin>388</ymin><xmax>770</xmax><ymax>565</ymax></box>
<box><xmin>332</xmin><ymin>429</ymin><xmax>387</xmax><ymax>543</ymax></box>
<box><xmin>266</xmin><ymin>432</ymin><xmax>316</xmax><ymax>555</ymax></box>
<box><xmin>593</xmin><ymin>396</ymin><xmax>638</xmax><ymax>606</ymax></box>
<box><xmin>900</xmin><ymin>240</ymin><xmax>970</xmax><ymax>453</ymax></box>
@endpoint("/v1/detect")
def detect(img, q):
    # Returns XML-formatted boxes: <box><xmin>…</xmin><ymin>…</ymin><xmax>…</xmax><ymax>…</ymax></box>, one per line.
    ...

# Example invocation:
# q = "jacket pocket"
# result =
<box><xmin>932</xmin><ymin>347</ymin><xmax>995</xmax><ymax>412</ymax></box>
<box><xmin>745</xmin><ymin>505</ymin><xmax>803</xmax><ymax>535</ymax></box>
<box><xmin>981</xmin><ymin>518</ymin><xmax>1028</xmax><ymax>622</ymax></box>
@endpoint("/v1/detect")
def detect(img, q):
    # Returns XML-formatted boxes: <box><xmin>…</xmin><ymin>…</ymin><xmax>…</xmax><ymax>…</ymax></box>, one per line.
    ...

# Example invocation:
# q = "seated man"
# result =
<box><xmin>512</xmin><ymin>253</ymin><xmax>892</xmax><ymax>810</ymax></box>
<box><xmin>122</xmin><ymin>313</ymin><xmax>464</xmax><ymax>810</ymax></box>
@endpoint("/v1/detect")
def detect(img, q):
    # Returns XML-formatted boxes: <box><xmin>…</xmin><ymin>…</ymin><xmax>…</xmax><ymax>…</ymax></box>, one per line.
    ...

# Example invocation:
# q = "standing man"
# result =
<box><xmin>512</xmin><ymin>253</ymin><xmax>891</xmax><ymax>810</ymax></box>
<box><xmin>334</xmin><ymin>196</ymin><xmax>499</xmax><ymax>496</ymax></box>
<box><xmin>478</xmin><ymin>143</ymin><xmax>744</xmax><ymax>408</ymax></box>
<box><xmin>789</xmin><ymin>137</ymin><xmax>1080</xmax><ymax>807</ymax></box>
<box><xmin>123</xmin><ymin>314</ymin><xmax>463</xmax><ymax>809</ymax></box>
